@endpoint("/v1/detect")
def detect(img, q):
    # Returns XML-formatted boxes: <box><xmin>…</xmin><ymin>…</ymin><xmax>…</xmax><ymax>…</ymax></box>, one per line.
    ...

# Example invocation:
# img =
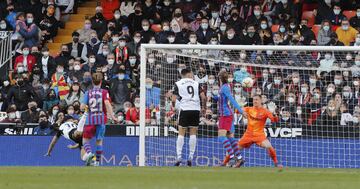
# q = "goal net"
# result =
<box><xmin>139</xmin><ymin>44</ymin><xmax>360</xmax><ymax>168</ymax></box>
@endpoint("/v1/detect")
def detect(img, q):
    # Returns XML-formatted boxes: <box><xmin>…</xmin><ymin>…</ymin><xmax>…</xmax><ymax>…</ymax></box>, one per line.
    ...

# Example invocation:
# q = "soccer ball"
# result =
<box><xmin>242</xmin><ymin>77</ymin><xmax>254</xmax><ymax>88</ymax></box>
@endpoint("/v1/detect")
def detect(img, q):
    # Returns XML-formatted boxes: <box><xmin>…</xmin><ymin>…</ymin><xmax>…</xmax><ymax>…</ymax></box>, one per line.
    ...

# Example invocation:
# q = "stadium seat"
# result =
<box><xmin>343</xmin><ymin>10</ymin><xmax>356</xmax><ymax>20</ymax></box>
<box><xmin>151</xmin><ymin>24</ymin><xmax>162</xmax><ymax>33</ymax></box>
<box><xmin>302</xmin><ymin>3</ymin><xmax>318</xmax><ymax>12</ymax></box>
<box><xmin>302</xmin><ymin>11</ymin><xmax>316</xmax><ymax>27</ymax></box>
<box><xmin>271</xmin><ymin>24</ymin><xmax>279</xmax><ymax>33</ymax></box>
<box><xmin>311</xmin><ymin>25</ymin><xmax>321</xmax><ymax>39</ymax></box>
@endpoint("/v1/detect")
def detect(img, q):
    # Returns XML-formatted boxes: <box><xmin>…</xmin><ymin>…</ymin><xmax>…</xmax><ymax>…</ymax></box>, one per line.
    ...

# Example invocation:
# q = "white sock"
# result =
<box><xmin>189</xmin><ymin>135</ymin><xmax>197</xmax><ymax>161</ymax></box>
<box><xmin>176</xmin><ymin>135</ymin><xmax>184</xmax><ymax>161</ymax></box>
<box><xmin>77</xmin><ymin>113</ymin><xmax>87</xmax><ymax>132</ymax></box>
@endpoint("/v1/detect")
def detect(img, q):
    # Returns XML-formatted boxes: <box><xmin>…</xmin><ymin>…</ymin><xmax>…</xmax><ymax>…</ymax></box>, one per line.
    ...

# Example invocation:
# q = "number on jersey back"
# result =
<box><xmin>83</xmin><ymin>88</ymin><xmax>110</xmax><ymax>125</ymax></box>
<box><xmin>173</xmin><ymin>78</ymin><xmax>201</xmax><ymax>111</ymax></box>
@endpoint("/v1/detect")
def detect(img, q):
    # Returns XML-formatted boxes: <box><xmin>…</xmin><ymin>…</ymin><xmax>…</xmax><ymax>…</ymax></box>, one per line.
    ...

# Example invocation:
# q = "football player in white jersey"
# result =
<box><xmin>44</xmin><ymin>112</ymin><xmax>87</xmax><ymax>161</ymax></box>
<box><xmin>172</xmin><ymin>68</ymin><xmax>206</xmax><ymax>166</ymax></box>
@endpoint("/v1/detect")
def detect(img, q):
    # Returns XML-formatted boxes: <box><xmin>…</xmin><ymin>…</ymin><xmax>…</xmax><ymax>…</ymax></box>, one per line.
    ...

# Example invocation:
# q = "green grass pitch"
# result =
<box><xmin>0</xmin><ymin>167</ymin><xmax>359</xmax><ymax>189</ymax></box>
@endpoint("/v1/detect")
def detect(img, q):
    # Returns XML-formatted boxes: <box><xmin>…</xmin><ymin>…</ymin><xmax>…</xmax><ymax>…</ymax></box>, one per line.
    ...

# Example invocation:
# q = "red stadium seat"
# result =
<box><xmin>302</xmin><ymin>11</ymin><xmax>316</xmax><ymax>27</ymax></box>
<box><xmin>311</xmin><ymin>25</ymin><xmax>321</xmax><ymax>39</ymax></box>
<box><xmin>302</xmin><ymin>3</ymin><xmax>318</xmax><ymax>12</ymax></box>
<box><xmin>151</xmin><ymin>24</ymin><xmax>162</xmax><ymax>33</ymax></box>
<box><xmin>271</xmin><ymin>24</ymin><xmax>279</xmax><ymax>33</ymax></box>
<box><xmin>343</xmin><ymin>10</ymin><xmax>356</xmax><ymax>20</ymax></box>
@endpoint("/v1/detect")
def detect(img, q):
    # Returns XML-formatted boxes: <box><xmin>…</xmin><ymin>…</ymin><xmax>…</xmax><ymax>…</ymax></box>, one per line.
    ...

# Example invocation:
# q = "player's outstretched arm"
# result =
<box><xmin>222</xmin><ymin>85</ymin><xmax>243</xmax><ymax>114</ymax></box>
<box><xmin>67</xmin><ymin>143</ymin><xmax>80</xmax><ymax>149</ymax></box>
<box><xmin>45</xmin><ymin>134</ymin><xmax>60</xmax><ymax>157</ymax></box>
<box><xmin>105</xmin><ymin>99</ymin><xmax>118</xmax><ymax>122</ymax></box>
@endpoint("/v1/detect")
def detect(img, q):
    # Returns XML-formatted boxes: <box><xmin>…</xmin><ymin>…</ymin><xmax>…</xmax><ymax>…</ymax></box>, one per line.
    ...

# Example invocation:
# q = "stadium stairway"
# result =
<box><xmin>48</xmin><ymin>0</ymin><xmax>98</xmax><ymax>55</ymax></box>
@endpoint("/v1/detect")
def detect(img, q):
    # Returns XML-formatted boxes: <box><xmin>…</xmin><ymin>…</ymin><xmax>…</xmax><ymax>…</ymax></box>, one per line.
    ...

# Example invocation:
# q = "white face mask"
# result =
<box><xmin>288</xmin><ymin>97</ymin><xmax>295</xmax><ymax>103</ymax></box>
<box><xmin>296</xmin><ymin>109</ymin><xmax>302</xmax><ymax>115</ymax></box>
<box><xmin>301</xmin><ymin>87</ymin><xmax>308</xmax><ymax>93</ymax></box>
<box><xmin>254</xmin><ymin>10</ymin><xmax>261</xmax><ymax>16</ymax></box>
<box><xmin>112</xmin><ymin>37</ymin><xmax>119</xmax><ymax>43</ymax></box>
<box><xmin>323</xmin><ymin>25</ymin><xmax>330</xmax><ymax>31</ymax></box>
<box><xmin>0</xmin><ymin>23</ymin><xmax>6</xmax><ymax>29</ymax></box>
<box><xmin>334</xmin><ymin>79</ymin><xmax>341</xmax><ymax>85</ymax></box>
<box><xmin>208</xmin><ymin>79</ymin><xmax>215</xmax><ymax>85</ymax></box>
<box><xmin>212</xmin><ymin>12</ymin><xmax>219</xmax><ymax>18</ymax></box>
<box><xmin>108</xmin><ymin>59</ymin><xmax>115</xmax><ymax>65</ymax></box>
<box><xmin>327</xmin><ymin>87</ymin><xmax>335</xmax><ymax>94</ymax></box>
<box><xmin>342</xmin><ymin>25</ymin><xmax>349</xmax><ymax>31</ymax></box>
<box><xmin>212</xmin><ymin>90</ymin><xmax>219</xmax><ymax>96</ymax></box>
<box><xmin>201</xmin><ymin>23</ymin><xmax>209</xmax><ymax>30</ymax></box>
<box><xmin>356</xmin><ymin>38</ymin><xmax>360</xmax><ymax>44</ymax></box>
<box><xmin>148</xmin><ymin>58</ymin><xmax>155</xmax><ymax>64</ymax></box>
<box><xmin>334</xmin><ymin>9</ymin><xmax>341</xmax><ymax>15</ymax></box>
<box><xmin>343</xmin><ymin>92</ymin><xmax>350</xmax><ymax>98</ymax></box>
<box><xmin>74</xmin><ymin>65</ymin><xmax>81</xmax><ymax>71</ymax></box>
<box><xmin>274</xmin><ymin>79</ymin><xmax>281</xmax><ymax>85</ymax></box>
<box><xmin>240</xmin><ymin>53</ymin><xmax>246</xmax><ymax>60</ymax></box>
<box><xmin>355</xmin><ymin>60</ymin><xmax>360</xmax><ymax>66</ymax></box>
<box><xmin>134</xmin><ymin>102</ymin><xmax>140</xmax><ymax>108</ymax></box>
<box><xmin>163</xmin><ymin>26</ymin><xmax>170</xmax><ymax>31</ymax></box>
<box><xmin>309</xmin><ymin>78</ymin><xmax>316</xmax><ymax>84</ymax></box>
<box><xmin>227</xmin><ymin>33</ymin><xmax>234</xmax><ymax>39</ymax></box>
<box><xmin>220</xmin><ymin>26</ymin><xmax>226</xmax><ymax>32</ymax></box>
<box><xmin>260</xmin><ymin>23</ymin><xmax>267</xmax><ymax>30</ymax></box>
<box><xmin>17</xmin><ymin>67</ymin><xmax>24</xmax><ymax>73</ymax></box>
<box><xmin>114</xmin><ymin>14</ymin><xmax>120</xmax><ymax>19</ymax></box>
<box><xmin>167</xmin><ymin>58</ymin><xmax>174</xmax><ymax>63</ymax></box>
<box><xmin>119</xmin><ymin>41</ymin><xmax>126</xmax><ymax>47</ymax></box>
<box><xmin>142</xmin><ymin>25</ymin><xmax>149</xmax><ymax>31</ymax></box>
<box><xmin>134</xmin><ymin>37</ymin><xmax>141</xmax><ymax>43</ymax></box>
<box><xmin>228</xmin><ymin>78</ymin><xmax>234</xmax><ymax>83</ymax></box>
<box><xmin>353</xmin><ymin>81</ymin><xmax>359</xmax><ymax>86</ymax></box>
<box><xmin>325</xmin><ymin>54</ymin><xmax>332</xmax><ymax>60</ymax></box>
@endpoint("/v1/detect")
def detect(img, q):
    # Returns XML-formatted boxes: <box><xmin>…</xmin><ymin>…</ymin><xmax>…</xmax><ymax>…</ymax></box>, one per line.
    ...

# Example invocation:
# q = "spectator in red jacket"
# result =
<box><xmin>14</xmin><ymin>46</ymin><xmax>36</xmax><ymax>74</ymax></box>
<box><xmin>101</xmin><ymin>0</ymin><xmax>120</xmax><ymax>20</ymax></box>
<box><xmin>126</xmin><ymin>96</ymin><xmax>140</xmax><ymax>124</ymax></box>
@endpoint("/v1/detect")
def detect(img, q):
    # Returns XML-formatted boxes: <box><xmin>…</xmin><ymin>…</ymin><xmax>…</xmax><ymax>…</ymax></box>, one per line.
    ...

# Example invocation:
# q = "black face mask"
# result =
<box><xmin>62</xmin><ymin>51</ymin><xmax>70</xmax><ymax>56</ymax></box>
<box><xmin>17</xmin><ymin>80</ymin><xmax>24</xmax><ymax>86</ymax></box>
<box><xmin>174</xmin><ymin>13</ymin><xmax>182</xmax><ymax>18</ymax></box>
<box><xmin>135</xmin><ymin>10</ymin><xmax>141</xmax><ymax>14</ymax></box>
<box><xmin>30</xmin><ymin>106</ymin><xmax>37</xmax><ymax>112</ymax></box>
<box><xmin>231</xmin><ymin>13</ymin><xmax>239</xmax><ymax>18</ymax></box>
<box><xmin>74</xmin><ymin>105</ymin><xmax>80</xmax><ymax>111</ymax></box>
<box><xmin>95</xmin><ymin>12</ymin><xmax>103</xmax><ymax>19</ymax></box>
<box><xmin>73</xmin><ymin>37</ymin><xmax>79</xmax><ymax>43</ymax></box>
<box><xmin>109</xmin><ymin>26</ymin><xmax>115</xmax><ymax>31</ymax></box>
<box><xmin>39</xmin><ymin>120</ymin><xmax>48</xmax><ymax>129</ymax></box>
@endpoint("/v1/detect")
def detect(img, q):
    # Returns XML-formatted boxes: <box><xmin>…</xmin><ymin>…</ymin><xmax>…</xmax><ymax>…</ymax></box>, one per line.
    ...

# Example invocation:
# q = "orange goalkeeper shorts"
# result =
<box><xmin>238</xmin><ymin>134</ymin><xmax>267</xmax><ymax>148</ymax></box>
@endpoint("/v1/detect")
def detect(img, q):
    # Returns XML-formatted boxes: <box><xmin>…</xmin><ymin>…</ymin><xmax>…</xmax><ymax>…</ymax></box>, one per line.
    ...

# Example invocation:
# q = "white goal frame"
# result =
<box><xmin>139</xmin><ymin>44</ymin><xmax>360</xmax><ymax>167</ymax></box>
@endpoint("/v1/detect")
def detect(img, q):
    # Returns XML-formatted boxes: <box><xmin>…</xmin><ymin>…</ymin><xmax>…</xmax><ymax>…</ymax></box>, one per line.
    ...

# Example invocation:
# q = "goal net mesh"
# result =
<box><xmin>141</xmin><ymin>45</ymin><xmax>360</xmax><ymax>168</ymax></box>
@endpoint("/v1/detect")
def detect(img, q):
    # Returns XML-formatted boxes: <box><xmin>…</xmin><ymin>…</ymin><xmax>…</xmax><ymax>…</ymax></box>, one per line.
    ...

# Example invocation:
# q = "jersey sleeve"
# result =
<box><xmin>266</xmin><ymin>109</ymin><xmax>279</xmax><ymax>123</ymax></box>
<box><xmin>103</xmin><ymin>89</ymin><xmax>111</xmax><ymax>102</ymax></box>
<box><xmin>82</xmin><ymin>91</ymin><xmax>89</xmax><ymax>105</ymax></box>
<box><xmin>222</xmin><ymin>85</ymin><xmax>243</xmax><ymax>113</ymax></box>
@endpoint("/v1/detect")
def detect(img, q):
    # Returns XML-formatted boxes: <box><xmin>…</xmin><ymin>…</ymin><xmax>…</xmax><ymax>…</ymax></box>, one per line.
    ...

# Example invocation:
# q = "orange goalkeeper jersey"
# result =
<box><xmin>243</xmin><ymin>107</ymin><xmax>279</xmax><ymax>137</ymax></box>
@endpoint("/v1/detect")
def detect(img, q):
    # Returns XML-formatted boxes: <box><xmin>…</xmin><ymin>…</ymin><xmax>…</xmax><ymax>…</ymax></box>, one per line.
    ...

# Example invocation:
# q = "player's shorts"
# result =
<box><xmin>178</xmin><ymin>110</ymin><xmax>200</xmax><ymax>127</ymax></box>
<box><xmin>238</xmin><ymin>134</ymin><xmax>267</xmax><ymax>148</ymax></box>
<box><xmin>218</xmin><ymin>116</ymin><xmax>234</xmax><ymax>132</ymax></box>
<box><xmin>69</xmin><ymin>129</ymin><xmax>83</xmax><ymax>147</ymax></box>
<box><xmin>83</xmin><ymin>124</ymin><xmax>106</xmax><ymax>140</ymax></box>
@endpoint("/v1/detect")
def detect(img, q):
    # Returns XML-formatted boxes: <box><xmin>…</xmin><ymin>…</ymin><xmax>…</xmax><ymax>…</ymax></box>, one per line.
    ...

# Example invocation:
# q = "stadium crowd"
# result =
<box><xmin>0</xmin><ymin>0</ymin><xmax>360</xmax><ymax>135</ymax></box>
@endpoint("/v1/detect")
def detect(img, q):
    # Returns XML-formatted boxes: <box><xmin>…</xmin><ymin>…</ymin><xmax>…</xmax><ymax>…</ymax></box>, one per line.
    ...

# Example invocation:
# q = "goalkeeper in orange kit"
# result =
<box><xmin>238</xmin><ymin>95</ymin><xmax>282</xmax><ymax>168</ymax></box>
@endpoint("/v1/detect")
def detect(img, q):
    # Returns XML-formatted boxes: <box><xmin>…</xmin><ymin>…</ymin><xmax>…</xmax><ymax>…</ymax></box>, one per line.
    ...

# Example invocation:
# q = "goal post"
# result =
<box><xmin>139</xmin><ymin>44</ymin><xmax>360</xmax><ymax>167</ymax></box>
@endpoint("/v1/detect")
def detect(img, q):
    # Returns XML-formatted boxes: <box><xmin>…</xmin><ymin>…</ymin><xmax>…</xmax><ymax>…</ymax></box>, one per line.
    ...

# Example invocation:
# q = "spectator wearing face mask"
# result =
<box><xmin>329</xmin><ymin>4</ymin><xmax>346</xmax><ymax>26</ymax></box>
<box><xmin>51</xmin><ymin>63</ymin><xmax>69</xmax><ymax>100</ymax></box>
<box><xmin>127</xmin><ymin>4</ymin><xmax>145</xmax><ymax>34</ymax></box>
<box><xmin>34</xmin><ymin>112</ymin><xmax>54</xmax><ymax>135</ymax></box>
<box><xmin>7</xmin><ymin>76</ymin><xmax>37</xmax><ymax>111</ymax></box>
<box><xmin>39</xmin><ymin>5</ymin><xmax>60</xmax><ymax>42</ymax></box>
<box><xmin>247</xmin><ymin>4</ymin><xmax>269</xmax><ymax>28</ymax></box>
<box><xmin>276</xmin><ymin>107</ymin><xmax>300</xmax><ymax>128</ymax></box>
<box><xmin>0</xmin><ymin>19</ymin><xmax>10</xmax><ymax>31</ymax></box>
<box><xmin>317</xmin><ymin>52</ymin><xmax>335</xmax><ymax>77</ymax></box>
<box><xmin>114</xmin><ymin>36</ymin><xmax>129</xmax><ymax>64</ymax></box>
<box><xmin>65</xmin><ymin>31</ymin><xmax>87</xmax><ymax>62</ymax></box>
<box><xmin>2</xmin><ymin>104</ymin><xmax>21</xmax><ymax>123</ymax></box>
<box><xmin>43</xmin><ymin>89</ymin><xmax>59</xmax><ymax>112</ymax></box>
<box><xmin>221</xmin><ymin>27</ymin><xmax>242</xmax><ymax>45</ymax></box>
<box><xmin>336</xmin><ymin>19</ymin><xmax>358</xmax><ymax>46</ymax></box>
<box><xmin>156</xmin><ymin>21</ymin><xmax>172</xmax><ymax>44</ymax></box>
<box><xmin>316</xmin><ymin>99</ymin><xmax>341</xmax><ymax>135</ymax></box>
<box><xmin>342</xmin><ymin>86</ymin><xmax>358</xmax><ymax>113</ymax></box>
<box><xmin>145</xmin><ymin>78</ymin><xmax>161</xmax><ymax>110</ymax></box>
<box><xmin>81</xmin><ymin>71</ymin><xmax>93</xmax><ymax>92</ymax></box>
<box><xmin>90</xmin><ymin>6</ymin><xmax>107</xmax><ymax>39</ymax></box>
<box><xmin>85</xmin><ymin>32</ymin><xmax>101</xmax><ymax>57</ymax></box>
<box><xmin>110</xmin><ymin>69</ymin><xmax>131</xmax><ymax>112</ymax></box>
<box><xmin>126</xmin><ymin>96</ymin><xmax>140</xmax><ymax>124</ymax></box>
<box><xmin>220</xmin><ymin>0</ymin><xmax>235</xmax><ymax>21</ymax></box>
<box><xmin>18</xmin><ymin>13</ymin><xmax>40</xmax><ymax>47</ymax></box>
<box><xmin>36</xmin><ymin>47</ymin><xmax>56</xmax><ymax>80</ymax></box>
<box><xmin>5</xmin><ymin>4</ymin><xmax>17</xmax><ymax>30</ymax></box>
<box><xmin>317</xmin><ymin>20</ymin><xmax>335</xmax><ymax>46</ymax></box>
<box><xmin>139</xmin><ymin>19</ymin><xmax>154</xmax><ymax>43</ymax></box>
<box><xmin>14</xmin><ymin>46</ymin><xmax>36</xmax><ymax>74</ymax></box>
<box><xmin>110</xmin><ymin>10</ymin><xmax>126</xmax><ymax>33</ymax></box>
<box><xmin>242</xmin><ymin>24</ymin><xmax>261</xmax><ymax>45</ymax></box>
<box><xmin>63</xmin><ymin>82</ymin><xmax>83</xmax><ymax>107</ymax></box>
<box><xmin>48</xmin><ymin>105</ymin><xmax>60</xmax><ymax>124</ymax></box>
<box><xmin>196</xmin><ymin>18</ymin><xmax>214</xmax><ymax>44</ymax></box>
<box><xmin>226</xmin><ymin>8</ymin><xmax>246</xmax><ymax>34</ymax></box>
<box><xmin>21</xmin><ymin>101</ymin><xmax>39</xmax><ymax>123</ymax></box>
<box><xmin>77</xmin><ymin>19</ymin><xmax>96</xmax><ymax>43</ymax></box>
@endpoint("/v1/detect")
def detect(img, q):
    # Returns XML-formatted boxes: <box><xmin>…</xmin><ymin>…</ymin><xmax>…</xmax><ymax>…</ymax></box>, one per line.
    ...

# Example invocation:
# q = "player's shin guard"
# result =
<box><xmin>96</xmin><ymin>145</ymin><xmax>103</xmax><ymax>163</ymax></box>
<box><xmin>176</xmin><ymin>135</ymin><xmax>184</xmax><ymax>161</ymax></box>
<box><xmin>229</xmin><ymin>137</ymin><xmax>242</xmax><ymax>160</ymax></box>
<box><xmin>268</xmin><ymin>147</ymin><xmax>278</xmax><ymax>165</ymax></box>
<box><xmin>188</xmin><ymin>135</ymin><xmax>196</xmax><ymax>161</ymax></box>
<box><xmin>218</xmin><ymin>136</ymin><xmax>234</xmax><ymax>158</ymax></box>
